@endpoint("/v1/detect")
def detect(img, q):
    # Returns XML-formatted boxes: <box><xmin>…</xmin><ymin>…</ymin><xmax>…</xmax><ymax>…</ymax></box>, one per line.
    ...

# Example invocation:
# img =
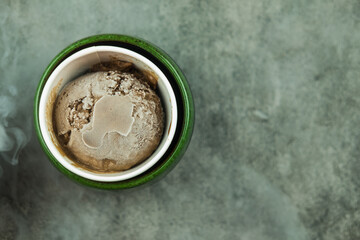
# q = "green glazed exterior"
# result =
<box><xmin>34</xmin><ymin>34</ymin><xmax>194</xmax><ymax>190</ymax></box>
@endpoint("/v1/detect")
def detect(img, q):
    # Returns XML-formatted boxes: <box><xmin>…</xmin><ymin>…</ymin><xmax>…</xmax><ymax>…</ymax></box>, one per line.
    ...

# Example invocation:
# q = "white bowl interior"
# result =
<box><xmin>39</xmin><ymin>46</ymin><xmax>177</xmax><ymax>182</ymax></box>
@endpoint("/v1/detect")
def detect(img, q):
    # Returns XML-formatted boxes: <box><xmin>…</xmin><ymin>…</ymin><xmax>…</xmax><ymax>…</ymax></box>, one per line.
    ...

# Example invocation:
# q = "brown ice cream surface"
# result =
<box><xmin>82</xmin><ymin>95</ymin><xmax>135</xmax><ymax>148</ymax></box>
<box><xmin>53</xmin><ymin>66</ymin><xmax>164</xmax><ymax>172</ymax></box>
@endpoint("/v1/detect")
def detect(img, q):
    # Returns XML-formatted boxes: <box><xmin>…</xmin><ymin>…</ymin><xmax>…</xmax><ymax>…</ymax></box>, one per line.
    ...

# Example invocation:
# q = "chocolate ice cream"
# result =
<box><xmin>53</xmin><ymin>64</ymin><xmax>164</xmax><ymax>172</ymax></box>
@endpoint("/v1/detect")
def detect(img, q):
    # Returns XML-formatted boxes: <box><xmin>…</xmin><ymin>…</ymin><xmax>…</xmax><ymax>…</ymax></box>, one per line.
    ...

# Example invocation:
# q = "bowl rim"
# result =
<box><xmin>38</xmin><ymin>45</ymin><xmax>178</xmax><ymax>182</ymax></box>
<box><xmin>34</xmin><ymin>34</ymin><xmax>194</xmax><ymax>190</ymax></box>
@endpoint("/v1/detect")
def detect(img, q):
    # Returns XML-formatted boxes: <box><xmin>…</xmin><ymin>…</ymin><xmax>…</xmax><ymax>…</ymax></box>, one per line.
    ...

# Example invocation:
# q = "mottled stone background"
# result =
<box><xmin>1</xmin><ymin>0</ymin><xmax>360</xmax><ymax>239</ymax></box>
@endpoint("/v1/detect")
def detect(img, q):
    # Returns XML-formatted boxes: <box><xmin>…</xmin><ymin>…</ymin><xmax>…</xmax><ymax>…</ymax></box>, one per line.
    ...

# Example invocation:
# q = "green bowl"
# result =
<box><xmin>34</xmin><ymin>34</ymin><xmax>194</xmax><ymax>190</ymax></box>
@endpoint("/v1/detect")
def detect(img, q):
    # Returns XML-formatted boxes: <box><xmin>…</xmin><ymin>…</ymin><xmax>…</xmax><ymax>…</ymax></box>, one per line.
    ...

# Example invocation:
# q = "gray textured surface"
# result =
<box><xmin>1</xmin><ymin>0</ymin><xmax>360</xmax><ymax>239</ymax></box>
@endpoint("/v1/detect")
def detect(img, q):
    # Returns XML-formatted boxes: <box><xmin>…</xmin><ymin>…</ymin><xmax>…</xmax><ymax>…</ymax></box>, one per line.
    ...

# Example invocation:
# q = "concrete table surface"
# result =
<box><xmin>1</xmin><ymin>1</ymin><xmax>360</xmax><ymax>239</ymax></box>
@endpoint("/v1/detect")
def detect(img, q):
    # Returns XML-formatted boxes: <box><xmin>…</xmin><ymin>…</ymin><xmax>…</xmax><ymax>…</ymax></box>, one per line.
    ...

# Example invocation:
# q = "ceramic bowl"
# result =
<box><xmin>34</xmin><ymin>34</ymin><xmax>194</xmax><ymax>189</ymax></box>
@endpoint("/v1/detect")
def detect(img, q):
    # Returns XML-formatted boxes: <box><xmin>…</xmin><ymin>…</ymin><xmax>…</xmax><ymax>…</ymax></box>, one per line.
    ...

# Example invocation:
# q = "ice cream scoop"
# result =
<box><xmin>53</xmin><ymin>70</ymin><xmax>164</xmax><ymax>172</ymax></box>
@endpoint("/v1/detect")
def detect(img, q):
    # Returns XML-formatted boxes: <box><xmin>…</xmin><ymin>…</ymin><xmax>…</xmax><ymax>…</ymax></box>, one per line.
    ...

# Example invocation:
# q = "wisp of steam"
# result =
<box><xmin>0</xmin><ymin>85</ymin><xmax>29</xmax><ymax>178</ymax></box>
